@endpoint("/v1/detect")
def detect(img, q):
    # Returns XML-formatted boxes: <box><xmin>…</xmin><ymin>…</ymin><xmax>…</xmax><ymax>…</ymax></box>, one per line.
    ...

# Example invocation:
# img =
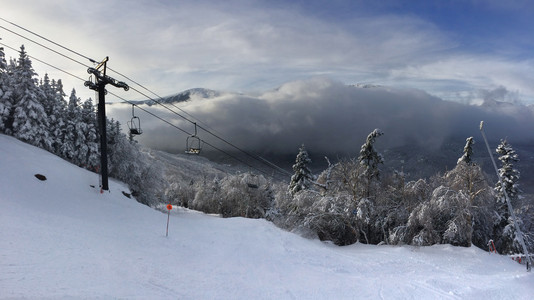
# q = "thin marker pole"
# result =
<box><xmin>479</xmin><ymin>121</ymin><xmax>531</xmax><ymax>272</ymax></box>
<box><xmin>166</xmin><ymin>204</ymin><xmax>173</xmax><ymax>237</ymax></box>
<box><xmin>166</xmin><ymin>210</ymin><xmax>170</xmax><ymax>237</ymax></box>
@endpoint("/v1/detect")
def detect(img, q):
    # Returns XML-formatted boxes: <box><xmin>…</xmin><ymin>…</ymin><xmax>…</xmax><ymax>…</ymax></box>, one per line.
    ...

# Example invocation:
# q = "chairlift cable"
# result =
<box><xmin>0</xmin><ymin>41</ymin><xmax>87</xmax><ymax>82</ymax></box>
<box><xmin>0</xmin><ymin>21</ymin><xmax>289</xmax><ymax>178</ymax></box>
<box><xmin>0</xmin><ymin>16</ymin><xmax>95</xmax><ymax>63</ymax></box>
<box><xmin>0</xmin><ymin>24</ymin><xmax>91</xmax><ymax>68</ymax></box>
<box><xmin>0</xmin><ymin>16</ymin><xmax>222</xmax><ymax>141</ymax></box>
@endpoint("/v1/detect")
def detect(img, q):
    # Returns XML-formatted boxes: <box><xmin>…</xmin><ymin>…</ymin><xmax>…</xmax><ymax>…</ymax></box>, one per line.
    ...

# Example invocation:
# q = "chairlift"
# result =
<box><xmin>246</xmin><ymin>173</ymin><xmax>259</xmax><ymax>189</ymax></box>
<box><xmin>127</xmin><ymin>105</ymin><xmax>142</xmax><ymax>136</ymax></box>
<box><xmin>185</xmin><ymin>122</ymin><xmax>202</xmax><ymax>155</ymax></box>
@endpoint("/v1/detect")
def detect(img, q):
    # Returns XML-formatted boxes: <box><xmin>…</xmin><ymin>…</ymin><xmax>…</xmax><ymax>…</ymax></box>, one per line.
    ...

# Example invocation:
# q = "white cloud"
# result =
<box><xmin>0</xmin><ymin>0</ymin><xmax>532</xmax><ymax>105</ymax></box>
<box><xmin>108</xmin><ymin>78</ymin><xmax>534</xmax><ymax>157</ymax></box>
<box><xmin>389</xmin><ymin>56</ymin><xmax>534</xmax><ymax>102</ymax></box>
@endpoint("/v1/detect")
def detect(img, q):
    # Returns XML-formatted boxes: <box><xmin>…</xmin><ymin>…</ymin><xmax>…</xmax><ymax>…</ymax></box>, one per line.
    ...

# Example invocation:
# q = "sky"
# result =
<box><xmin>2</xmin><ymin>0</ymin><xmax>534</xmax><ymax>161</ymax></box>
<box><xmin>1</xmin><ymin>0</ymin><xmax>534</xmax><ymax>104</ymax></box>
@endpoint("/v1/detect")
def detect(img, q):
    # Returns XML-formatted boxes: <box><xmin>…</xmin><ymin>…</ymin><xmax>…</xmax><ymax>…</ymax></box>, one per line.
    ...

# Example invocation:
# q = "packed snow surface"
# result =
<box><xmin>1</xmin><ymin>134</ymin><xmax>533</xmax><ymax>299</ymax></box>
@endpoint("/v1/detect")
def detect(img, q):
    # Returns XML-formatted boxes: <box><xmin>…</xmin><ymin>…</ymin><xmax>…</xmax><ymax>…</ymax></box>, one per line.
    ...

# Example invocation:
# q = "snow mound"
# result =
<box><xmin>1</xmin><ymin>134</ymin><xmax>533</xmax><ymax>299</ymax></box>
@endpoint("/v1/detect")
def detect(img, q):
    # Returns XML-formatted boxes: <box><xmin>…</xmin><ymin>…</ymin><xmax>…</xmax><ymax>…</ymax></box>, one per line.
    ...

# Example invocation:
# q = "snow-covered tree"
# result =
<box><xmin>301</xmin><ymin>192</ymin><xmax>359</xmax><ymax>245</ymax></box>
<box><xmin>457</xmin><ymin>137</ymin><xmax>474</xmax><ymax>165</ymax></box>
<box><xmin>219</xmin><ymin>173</ymin><xmax>273</xmax><ymax>218</ymax></box>
<box><xmin>495</xmin><ymin>139</ymin><xmax>520</xmax><ymax>204</ymax></box>
<box><xmin>40</xmin><ymin>74</ymin><xmax>54</xmax><ymax>116</ymax></box>
<box><xmin>78</xmin><ymin>98</ymin><xmax>99</xmax><ymax>169</ymax></box>
<box><xmin>388</xmin><ymin>179</ymin><xmax>432</xmax><ymax>244</ymax></box>
<box><xmin>190</xmin><ymin>177</ymin><xmax>221</xmax><ymax>214</ymax></box>
<box><xmin>0</xmin><ymin>44</ymin><xmax>10</xmax><ymax>132</ymax></box>
<box><xmin>443</xmin><ymin>161</ymin><xmax>494</xmax><ymax>249</ymax></box>
<box><xmin>404</xmin><ymin>186</ymin><xmax>472</xmax><ymax>247</ymax></box>
<box><xmin>40</xmin><ymin>74</ymin><xmax>68</xmax><ymax>153</ymax></box>
<box><xmin>49</xmin><ymin>79</ymin><xmax>67</xmax><ymax>154</ymax></box>
<box><xmin>0</xmin><ymin>59</ymin><xmax>17</xmax><ymax>134</ymax></box>
<box><xmin>289</xmin><ymin>144</ymin><xmax>314</xmax><ymax>196</ymax></box>
<box><xmin>10</xmin><ymin>45</ymin><xmax>51</xmax><ymax>149</ymax></box>
<box><xmin>494</xmin><ymin>139</ymin><xmax>522</xmax><ymax>254</ymax></box>
<box><xmin>316</xmin><ymin>157</ymin><xmax>361</xmax><ymax>200</ymax></box>
<box><xmin>58</xmin><ymin>89</ymin><xmax>81</xmax><ymax>161</ymax></box>
<box><xmin>358</xmin><ymin>129</ymin><xmax>384</xmax><ymax>198</ymax></box>
<box><xmin>0</xmin><ymin>43</ymin><xmax>6</xmax><ymax>70</ymax></box>
<box><xmin>107</xmin><ymin>129</ymin><xmax>165</xmax><ymax>206</ymax></box>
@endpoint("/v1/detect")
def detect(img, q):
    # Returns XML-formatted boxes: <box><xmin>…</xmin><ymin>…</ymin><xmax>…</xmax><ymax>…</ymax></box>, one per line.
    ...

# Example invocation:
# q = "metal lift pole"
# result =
<box><xmin>84</xmin><ymin>57</ymin><xmax>129</xmax><ymax>192</ymax></box>
<box><xmin>97</xmin><ymin>73</ymin><xmax>109</xmax><ymax>191</ymax></box>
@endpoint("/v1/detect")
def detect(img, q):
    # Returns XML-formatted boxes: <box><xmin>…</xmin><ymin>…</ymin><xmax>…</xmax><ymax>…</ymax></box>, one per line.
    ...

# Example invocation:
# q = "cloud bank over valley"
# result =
<box><xmin>108</xmin><ymin>78</ymin><xmax>534</xmax><ymax>160</ymax></box>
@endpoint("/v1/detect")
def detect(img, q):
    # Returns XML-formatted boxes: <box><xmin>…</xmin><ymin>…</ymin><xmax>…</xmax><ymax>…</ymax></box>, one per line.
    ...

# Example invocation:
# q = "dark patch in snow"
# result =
<box><xmin>34</xmin><ymin>174</ymin><xmax>47</xmax><ymax>181</ymax></box>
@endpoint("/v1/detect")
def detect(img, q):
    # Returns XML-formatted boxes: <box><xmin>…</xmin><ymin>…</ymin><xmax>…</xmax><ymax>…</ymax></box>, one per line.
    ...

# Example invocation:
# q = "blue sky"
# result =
<box><xmin>1</xmin><ymin>0</ymin><xmax>533</xmax><ymax>104</ymax></box>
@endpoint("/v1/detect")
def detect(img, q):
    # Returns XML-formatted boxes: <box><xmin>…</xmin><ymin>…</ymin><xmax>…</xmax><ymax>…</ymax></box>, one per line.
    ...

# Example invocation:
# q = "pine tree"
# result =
<box><xmin>49</xmin><ymin>79</ymin><xmax>67</xmax><ymax>154</ymax></box>
<box><xmin>10</xmin><ymin>45</ymin><xmax>51</xmax><ymax>149</ymax></box>
<box><xmin>0</xmin><ymin>43</ymin><xmax>6</xmax><ymax>70</ymax></box>
<box><xmin>0</xmin><ymin>43</ymin><xmax>10</xmax><ymax>133</ymax></box>
<box><xmin>288</xmin><ymin>144</ymin><xmax>313</xmax><ymax>196</ymax></box>
<box><xmin>79</xmin><ymin>98</ymin><xmax>99</xmax><ymax>170</ymax></box>
<box><xmin>0</xmin><ymin>59</ymin><xmax>17</xmax><ymax>134</ymax></box>
<box><xmin>358</xmin><ymin>129</ymin><xmax>384</xmax><ymax>198</ymax></box>
<box><xmin>495</xmin><ymin>140</ymin><xmax>520</xmax><ymax>204</ymax></box>
<box><xmin>457</xmin><ymin>137</ymin><xmax>474</xmax><ymax>165</ymax></box>
<box><xmin>494</xmin><ymin>139</ymin><xmax>522</xmax><ymax>254</ymax></box>
<box><xmin>59</xmin><ymin>89</ymin><xmax>81</xmax><ymax>161</ymax></box>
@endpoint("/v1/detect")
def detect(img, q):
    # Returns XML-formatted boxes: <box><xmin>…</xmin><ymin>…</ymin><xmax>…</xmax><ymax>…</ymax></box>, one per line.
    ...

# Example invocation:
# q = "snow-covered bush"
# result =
<box><xmin>220</xmin><ymin>173</ymin><xmax>273</xmax><ymax>218</ymax></box>
<box><xmin>189</xmin><ymin>177</ymin><xmax>221</xmax><ymax>214</ymax></box>
<box><xmin>403</xmin><ymin>185</ymin><xmax>473</xmax><ymax>247</ymax></box>
<box><xmin>108</xmin><ymin>134</ymin><xmax>165</xmax><ymax>206</ymax></box>
<box><xmin>165</xmin><ymin>178</ymin><xmax>196</xmax><ymax>208</ymax></box>
<box><xmin>444</xmin><ymin>161</ymin><xmax>494</xmax><ymax>249</ymax></box>
<box><xmin>186</xmin><ymin>172</ymin><xmax>275</xmax><ymax>218</ymax></box>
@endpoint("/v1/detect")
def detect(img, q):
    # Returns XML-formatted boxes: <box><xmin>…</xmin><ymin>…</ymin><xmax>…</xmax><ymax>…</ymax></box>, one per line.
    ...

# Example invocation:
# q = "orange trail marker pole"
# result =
<box><xmin>166</xmin><ymin>204</ymin><xmax>172</xmax><ymax>237</ymax></box>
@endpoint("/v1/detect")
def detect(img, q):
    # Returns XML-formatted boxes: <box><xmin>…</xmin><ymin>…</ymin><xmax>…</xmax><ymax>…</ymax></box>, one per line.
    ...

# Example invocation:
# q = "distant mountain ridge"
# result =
<box><xmin>130</xmin><ymin>88</ymin><xmax>219</xmax><ymax>106</ymax></box>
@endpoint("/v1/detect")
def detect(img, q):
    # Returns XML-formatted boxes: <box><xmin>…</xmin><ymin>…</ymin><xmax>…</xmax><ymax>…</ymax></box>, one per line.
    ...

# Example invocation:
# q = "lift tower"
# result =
<box><xmin>84</xmin><ymin>57</ymin><xmax>129</xmax><ymax>191</ymax></box>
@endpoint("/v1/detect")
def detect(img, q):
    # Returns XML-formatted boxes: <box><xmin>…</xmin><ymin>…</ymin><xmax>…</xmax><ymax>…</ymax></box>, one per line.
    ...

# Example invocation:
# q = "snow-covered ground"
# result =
<box><xmin>1</xmin><ymin>134</ymin><xmax>533</xmax><ymax>299</ymax></box>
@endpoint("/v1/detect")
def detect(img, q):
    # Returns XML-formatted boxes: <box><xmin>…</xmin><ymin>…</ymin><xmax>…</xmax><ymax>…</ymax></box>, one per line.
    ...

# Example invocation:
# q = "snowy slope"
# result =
<box><xmin>1</xmin><ymin>134</ymin><xmax>533</xmax><ymax>299</ymax></box>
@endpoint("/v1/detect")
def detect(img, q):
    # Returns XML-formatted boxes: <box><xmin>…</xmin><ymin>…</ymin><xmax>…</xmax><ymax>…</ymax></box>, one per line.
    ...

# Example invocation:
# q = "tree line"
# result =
<box><xmin>278</xmin><ymin>131</ymin><xmax>533</xmax><ymax>255</ymax></box>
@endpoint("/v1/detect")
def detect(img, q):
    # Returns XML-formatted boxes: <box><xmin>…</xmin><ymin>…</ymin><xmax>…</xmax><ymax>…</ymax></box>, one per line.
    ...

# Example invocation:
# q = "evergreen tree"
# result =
<box><xmin>49</xmin><ymin>79</ymin><xmax>67</xmax><ymax>154</ymax></box>
<box><xmin>10</xmin><ymin>45</ymin><xmax>51</xmax><ymax>149</ymax></box>
<box><xmin>0</xmin><ymin>59</ymin><xmax>16</xmax><ymax>134</ymax></box>
<box><xmin>457</xmin><ymin>137</ymin><xmax>474</xmax><ymax>165</ymax></box>
<box><xmin>79</xmin><ymin>98</ymin><xmax>99</xmax><ymax>169</ymax></box>
<box><xmin>494</xmin><ymin>139</ymin><xmax>522</xmax><ymax>254</ymax></box>
<box><xmin>358</xmin><ymin>129</ymin><xmax>384</xmax><ymax>198</ymax></box>
<box><xmin>495</xmin><ymin>139</ymin><xmax>520</xmax><ymax>203</ymax></box>
<box><xmin>39</xmin><ymin>73</ymin><xmax>60</xmax><ymax>152</ymax></box>
<box><xmin>0</xmin><ymin>44</ymin><xmax>10</xmax><ymax>133</ymax></box>
<box><xmin>59</xmin><ymin>89</ymin><xmax>81</xmax><ymax>161</ymax></box>
<box><xmin>0</xmin><ymin>43</ymin><xmax>6</xmax><ymax>70</ymax></box>
<box><xmin>288</xmin><ymin>144</ymin><xmax>313</xmax><ymax>196</ymax></box>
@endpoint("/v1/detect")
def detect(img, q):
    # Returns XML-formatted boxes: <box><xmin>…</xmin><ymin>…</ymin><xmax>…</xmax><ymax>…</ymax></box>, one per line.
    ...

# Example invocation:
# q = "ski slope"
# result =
<box><xmin>1</xmin><ymin>134</ymin><xmax>533</xmax><ymax>299</ymax></box>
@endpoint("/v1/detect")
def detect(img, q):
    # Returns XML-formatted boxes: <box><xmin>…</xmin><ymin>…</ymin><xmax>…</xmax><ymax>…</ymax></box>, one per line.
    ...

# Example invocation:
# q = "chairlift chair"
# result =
<box><xmin>185</xmin><ymin>122</ymin><xmax>202</xmax><ymax>155</ymax></box>
<box><xmin>127</xmin><ymin>105</ymin><xmax>142</xmax><ymax>136</ymax></box>
<box><xmin>246</xmin><ymin>173</ymin><xmax>259</xmax><ymax>189</ymax></box>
